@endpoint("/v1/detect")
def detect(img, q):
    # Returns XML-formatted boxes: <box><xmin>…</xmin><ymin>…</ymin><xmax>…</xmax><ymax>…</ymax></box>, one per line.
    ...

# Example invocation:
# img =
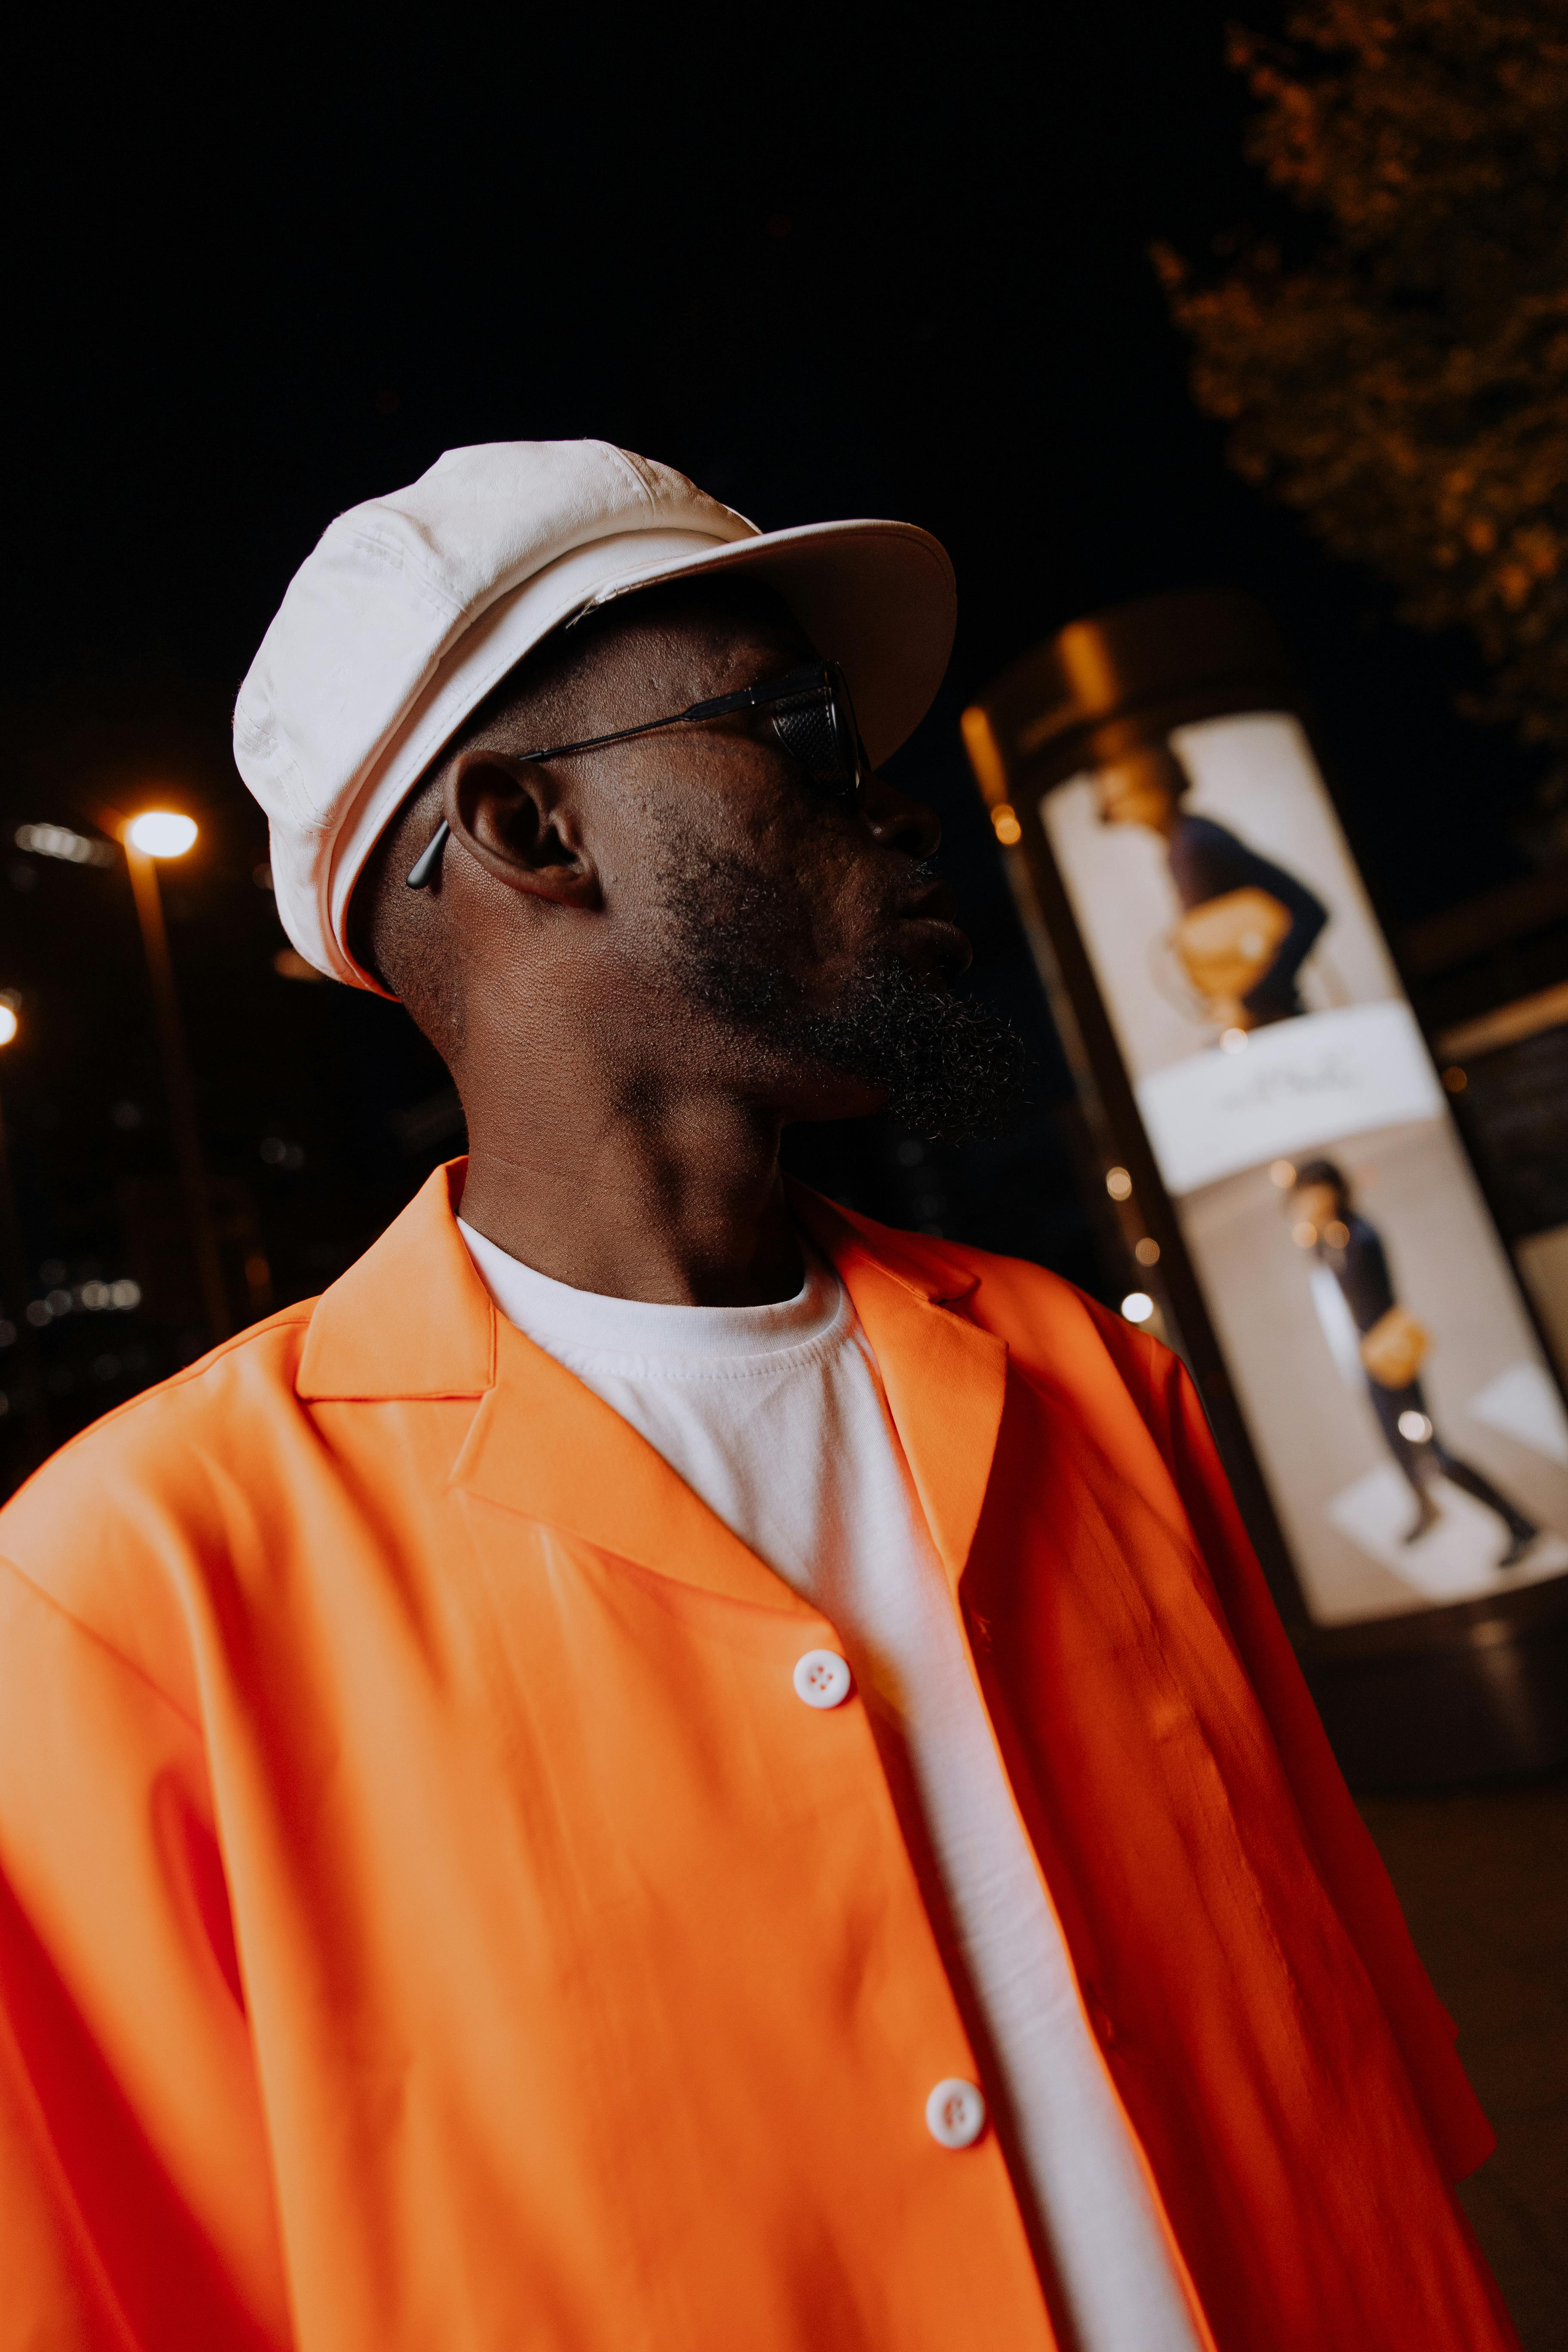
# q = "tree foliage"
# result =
<box><xmin>1156</xmin><ymin>3</ymin><xmax>1568</xmax><ymax>784</ymax></box>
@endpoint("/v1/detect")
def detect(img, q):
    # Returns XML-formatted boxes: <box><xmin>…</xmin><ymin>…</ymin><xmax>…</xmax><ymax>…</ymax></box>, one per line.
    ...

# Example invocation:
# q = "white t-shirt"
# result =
<box><xmin>459</xmin><ymin>1219</ymin><xmax>1199</xmax><ymax>2352</ymax></box>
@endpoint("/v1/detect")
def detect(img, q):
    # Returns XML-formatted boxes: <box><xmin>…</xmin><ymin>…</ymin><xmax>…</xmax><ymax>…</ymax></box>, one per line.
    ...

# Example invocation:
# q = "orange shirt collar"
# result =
<box><xmin>296</xmin><ymin>1160</ymin><xmax>1005</xmax><ymax>1600</ymax></box>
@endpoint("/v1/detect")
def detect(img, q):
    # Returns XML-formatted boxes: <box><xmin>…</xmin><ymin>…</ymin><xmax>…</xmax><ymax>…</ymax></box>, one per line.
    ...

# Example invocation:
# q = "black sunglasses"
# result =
<box><xmin>407</xmin><ymin>660</ymin><xmax>870</xmax><ymax>889</ymax></box>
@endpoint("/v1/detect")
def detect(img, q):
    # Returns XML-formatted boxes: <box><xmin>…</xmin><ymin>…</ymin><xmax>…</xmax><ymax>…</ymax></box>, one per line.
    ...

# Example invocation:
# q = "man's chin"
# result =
<box><xmin>788</xmin><ymin>952</ymin><xmax>1030</xmax><ymax>1142</ymax></box>
<box><xmin>657</xmin><ymin>839</ymin><xmax>1026</xmax><ymax>1140</ymax></box>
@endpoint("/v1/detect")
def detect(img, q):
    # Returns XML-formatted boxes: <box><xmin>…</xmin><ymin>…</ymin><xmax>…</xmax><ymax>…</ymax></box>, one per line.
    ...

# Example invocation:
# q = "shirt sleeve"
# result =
<box><xmin>0</xmin><ymin>1556</ymin><xmax>294</xmax><ymax>2352</ymax></box>
<box><xmin>1235</xmin><ymin>853</ymin><xmax>1328</xmax><ymax>1020</ymax></box>
<box><xmin>1127</xmin><ymin>1344</ymin><xmax>1497</xmax><ymax>2186</ymax></box>
<box><xmin>1344</xmin><ymin>1219</ymin><xmax>1397</xmax><ymax>1329</ymax></box>
<box><xmin>1167</xmin><ymin>817</ymin><xmax>1329</xmax><ymax>1019</ymax></box>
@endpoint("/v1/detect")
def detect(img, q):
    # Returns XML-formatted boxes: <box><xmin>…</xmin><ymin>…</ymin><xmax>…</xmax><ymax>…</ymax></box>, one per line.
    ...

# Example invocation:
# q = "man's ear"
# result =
<box><xmin>444</xmin><ymin>749</ymin><xmax>600</xmax><ymax>908</ymax></box>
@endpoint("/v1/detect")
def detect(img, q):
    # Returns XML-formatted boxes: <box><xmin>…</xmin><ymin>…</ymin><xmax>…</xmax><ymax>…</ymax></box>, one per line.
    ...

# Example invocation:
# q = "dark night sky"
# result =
<box><xmin>6</xmin><ymin>8</ymin><xmax>1542</xmax><ymax>889</ymax></box>
<box><xmin>0</xmin><ymin>6</ymin><xmax>1548</xmax><ymax>1465</ymax></box>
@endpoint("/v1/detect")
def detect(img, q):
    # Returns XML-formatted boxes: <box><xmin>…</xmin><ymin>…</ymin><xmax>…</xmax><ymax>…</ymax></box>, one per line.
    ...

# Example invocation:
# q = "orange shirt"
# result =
<box><xmin>0</xmin><ymin>1166</ymin><xmax>1516</xmax><ymax>2351</ymax></box>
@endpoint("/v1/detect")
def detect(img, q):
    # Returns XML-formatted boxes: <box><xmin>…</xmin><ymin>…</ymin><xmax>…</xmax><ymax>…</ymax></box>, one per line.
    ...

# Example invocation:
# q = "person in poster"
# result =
<box><xmin>1041</xmin><ymin>707</ymin><xmax>1568</xmax><ymax>1626</ymax></box>
<box><xmin>1096</xmin><ymin>741</ymin><xmax>1328</xmax><ymax>1030</ymax></box>
<box><xmin>1290</xmin><ymin>1159</ymin><xmax>1540</xmax><ymax>1566</ymax></box>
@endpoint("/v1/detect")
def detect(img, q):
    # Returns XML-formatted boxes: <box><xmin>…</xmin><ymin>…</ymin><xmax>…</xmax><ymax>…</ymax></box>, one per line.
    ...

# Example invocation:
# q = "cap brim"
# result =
<box><xmin>581</xmin><ymin>516</ymin><xmax>956</xmax><ymax>770</ymax></box>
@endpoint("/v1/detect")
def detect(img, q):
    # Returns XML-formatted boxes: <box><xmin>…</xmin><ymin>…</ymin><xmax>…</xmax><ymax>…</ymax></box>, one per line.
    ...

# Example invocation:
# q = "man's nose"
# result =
<box><xmin>861</xmin><ymin>771</ymin><xmax>942</xmax><ymax>863</ymax></box>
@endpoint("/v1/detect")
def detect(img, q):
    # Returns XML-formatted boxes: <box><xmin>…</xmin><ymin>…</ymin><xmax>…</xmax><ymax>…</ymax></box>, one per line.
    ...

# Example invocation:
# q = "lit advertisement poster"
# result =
<box><xmin>1044</xmin><ymin>710</ymin><xmax>1568</xmax><ymax>1626</ymax></box>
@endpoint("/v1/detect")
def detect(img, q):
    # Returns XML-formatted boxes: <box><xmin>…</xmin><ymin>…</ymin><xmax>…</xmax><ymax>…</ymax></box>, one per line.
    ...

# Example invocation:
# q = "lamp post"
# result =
<box><xmin>0</xmin><ymin>1001</ymin><xmax>52</xmax><ymax>1470</ymax></box>
<box><xmin>122</xmin><ymin>811</ymin><xmax>230</xmax><ymax>1345</ymax></box>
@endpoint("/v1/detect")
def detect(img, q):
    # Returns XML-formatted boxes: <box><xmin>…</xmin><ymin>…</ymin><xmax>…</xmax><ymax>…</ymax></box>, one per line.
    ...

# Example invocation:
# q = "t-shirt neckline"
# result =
<box><xmin>457</xmin><ymin>1217</ymin><xmax>847</xmax><ymax>1372</ymax></box>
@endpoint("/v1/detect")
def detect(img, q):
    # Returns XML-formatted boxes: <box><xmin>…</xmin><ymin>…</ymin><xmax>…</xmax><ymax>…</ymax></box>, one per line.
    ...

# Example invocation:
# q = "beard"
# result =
<box><xmin>655</xmin><ymin>836</ymin><xmax>1031</xmax><ymax>1141</ymax></box>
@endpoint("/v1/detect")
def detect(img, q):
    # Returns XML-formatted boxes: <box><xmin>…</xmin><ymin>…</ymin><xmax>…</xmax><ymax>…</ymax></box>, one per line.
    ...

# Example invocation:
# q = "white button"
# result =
<box><xmin>793</xmin><ymin>1649</ymin><xmax>852</xmax><ymax>1709</ymax></box>
<box><xmin>925</xmin><ymin>2077</ymin><xmax>986</xmax><ymax>2150</ymax></box>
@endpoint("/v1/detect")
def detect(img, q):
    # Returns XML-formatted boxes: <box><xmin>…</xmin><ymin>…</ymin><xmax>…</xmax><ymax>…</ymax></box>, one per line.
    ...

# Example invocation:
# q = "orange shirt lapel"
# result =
<box><xmin>450</xmin><ymin>1316</ymin><xmax>809</xmax><ymax>1614</ymax></box>
<box><xmin>792</xmin><ymin>1185</ymin><xmax>1008</xmax><ymax>1593</ymax></box>
<box><xmin>299</xmin><ymin>1164</ymin><xmax>1008</xmax><ymax>1611</ymax></box>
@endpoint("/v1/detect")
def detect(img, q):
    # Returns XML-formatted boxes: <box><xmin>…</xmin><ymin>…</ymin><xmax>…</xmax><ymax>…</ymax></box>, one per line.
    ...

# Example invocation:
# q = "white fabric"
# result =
<box><xmin>459</xmin><ymin>1219</ymin><xmax>1201</xmax><ymax>2352</ymax></box>
<box><xmin>233</xmin><ymin>439</ymin><xmax>956</xmax><ymax>992</ymax></box>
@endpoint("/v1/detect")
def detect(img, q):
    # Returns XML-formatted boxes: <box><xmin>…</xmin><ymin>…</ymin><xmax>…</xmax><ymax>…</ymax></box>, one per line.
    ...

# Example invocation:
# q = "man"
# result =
<box><xmin>0</xmin><ymin>443</ymin><xmax>1517</xmax><ymax>2350</ymax></box>
<box><xmin>1291</xmin><ymin>1158</ymin><xmax>1538</xmax><ymax>1566</ymax></box>
<box><xmin>1094</xmin><ymin>741</ymin><xmax>1328</xmax><ymax>1029</ymax></box>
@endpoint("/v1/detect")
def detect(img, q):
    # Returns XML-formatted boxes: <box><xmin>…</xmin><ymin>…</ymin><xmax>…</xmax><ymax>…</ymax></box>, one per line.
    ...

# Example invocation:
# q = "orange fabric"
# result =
<box><xmin>0</xmin><ymin>1164</ymin><xmax>1516</xmax><ymax>2352</ymax></box>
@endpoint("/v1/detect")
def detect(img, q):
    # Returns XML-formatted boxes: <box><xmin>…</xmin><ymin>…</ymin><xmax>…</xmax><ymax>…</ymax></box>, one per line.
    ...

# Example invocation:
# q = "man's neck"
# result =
<box><xmin>455</xmin><ymin>1090</ymin><xmax>805</xmax><ymax>1308</ymax></box>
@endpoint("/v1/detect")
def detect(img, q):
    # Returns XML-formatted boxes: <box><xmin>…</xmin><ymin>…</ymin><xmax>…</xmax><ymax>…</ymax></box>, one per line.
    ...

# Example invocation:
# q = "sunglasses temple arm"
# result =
<box><xmin>404</xmin><ymin>705</ymin><xmax>699</xmax><ymax>892</ymax></box>
<box><xmin>405</xmin><ymin>670</ymin><xmax>839</xmax><ymax>887</ymax></box>
<box><xmin>514</xmin><ymin>668</ymin><xmax>831</xmax><ymax>766</ymax></box>
<box><xmin>405</xmin><ymin>818</ymin><xmax>451</xmax><ymax>890</ymax></box>
<box><xmin>516</xmin><ymin>708</ymin><xmax>695</xmax><ymax>767</ymax></box>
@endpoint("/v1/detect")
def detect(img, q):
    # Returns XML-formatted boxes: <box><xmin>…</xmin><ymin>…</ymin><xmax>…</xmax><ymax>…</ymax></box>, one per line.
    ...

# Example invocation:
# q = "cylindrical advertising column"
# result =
<box><xmin>965</xmin><ymin>590</ymin><xmax>1568</xmax><ymax>1788</ymax></box>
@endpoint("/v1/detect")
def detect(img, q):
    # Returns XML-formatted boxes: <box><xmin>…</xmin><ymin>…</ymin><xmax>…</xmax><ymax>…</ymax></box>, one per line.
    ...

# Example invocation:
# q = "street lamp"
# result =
<box><xmin>122</xmin><ymin>810</ymin><xmax>230</xmax><ymax>1344</ymax></box>
<box><xmin>126</xmin><ymin>810</ymin><xmax>199</xmax><ymax>860</ymax></box>
<box><xmin>0</xmin><ymin>999</ymin><xmax>52</xmax><ymax>1469</ymax></box>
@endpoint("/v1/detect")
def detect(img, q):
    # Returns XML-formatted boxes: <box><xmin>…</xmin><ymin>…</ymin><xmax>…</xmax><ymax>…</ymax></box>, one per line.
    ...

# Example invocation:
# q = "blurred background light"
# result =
<box><xmin>13</xmin><ymin>823</ymin><xmax>115</xmax><ymax>868</ymax></box>
<box><xmin>126</xmin><ymin>810</ymin><xmax>198</xmax><ymax>858</ymax></box>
